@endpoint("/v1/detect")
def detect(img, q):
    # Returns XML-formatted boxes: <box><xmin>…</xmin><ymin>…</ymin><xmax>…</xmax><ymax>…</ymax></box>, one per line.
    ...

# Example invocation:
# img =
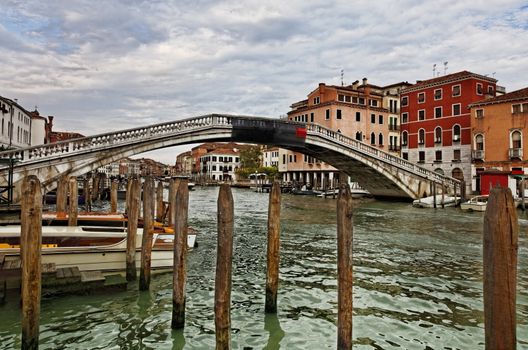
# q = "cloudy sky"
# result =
<box><xmin>1</xmin><ymin>0</ymin><xmax>527</xmax><ymax>163</ymax></box>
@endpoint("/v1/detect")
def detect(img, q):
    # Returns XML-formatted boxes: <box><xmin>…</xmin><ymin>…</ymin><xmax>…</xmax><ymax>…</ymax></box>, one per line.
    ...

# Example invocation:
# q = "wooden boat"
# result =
<box><xmin>0</xmin><ymin>225</ymin><xmax>196</xmax><ymax>288</ymax></box>
<box><xmin>460</xmin><ymin>195</ymin><xmax>488</xmax><ymax>212</ymax></box>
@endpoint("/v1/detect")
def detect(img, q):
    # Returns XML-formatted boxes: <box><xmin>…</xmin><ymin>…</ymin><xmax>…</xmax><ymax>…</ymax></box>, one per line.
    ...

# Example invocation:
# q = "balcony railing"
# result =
<box><xmin>472</xmin><ymin>150</ymin><xmax>485</xmax><ymax>160</ymax></box>
<box><xmin>388</xmin><ymin>124</ymin><xmax>400</xmax><ymax>131</ymax></box>
<box><xmin>509</xmin><ymin>148</ymin><xmax>523</xmax><ymax>159</ymax></box>
<box><xmin>389</xmin><ymin>145</ymin><xmax>401</xmax><ymax>152</ymax></box>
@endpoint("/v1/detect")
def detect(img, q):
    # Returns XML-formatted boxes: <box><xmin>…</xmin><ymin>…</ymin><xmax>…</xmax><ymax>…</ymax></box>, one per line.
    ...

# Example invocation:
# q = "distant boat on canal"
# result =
<box><xmin>412</xmin><ymin>195</ymin><xmax>459</xmax><ymax>208</ymax></box>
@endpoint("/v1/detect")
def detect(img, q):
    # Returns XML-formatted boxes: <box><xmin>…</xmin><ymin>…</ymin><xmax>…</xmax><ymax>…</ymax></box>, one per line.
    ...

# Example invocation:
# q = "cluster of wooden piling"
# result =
<box><xmin>18</xmin><ymin>175</ymin><xmax>520</xmax><ymax>349</ymax></box>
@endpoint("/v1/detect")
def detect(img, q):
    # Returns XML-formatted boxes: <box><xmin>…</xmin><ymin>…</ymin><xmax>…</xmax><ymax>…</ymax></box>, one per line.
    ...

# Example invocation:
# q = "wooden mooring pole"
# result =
<box><xmin>83</xmin><ymin>177</ymin><xmax>92</xmax><ymax>212</ymax></box>
<box><xmin>172</xmin><ymin>179</ymin><xmax>189</xmax><ymax>329</ymax></box>
<box><xmin>156</xmin><ymin>181</ymin><xmax>164</xmax><ymax>222</ymax></box>
<box><xmin>483</xmin><ymin>187</ymin><xmax>518</xmax><ymax>349</ymax></box>
<box><xmin>168</xmin><ymin>179</ymin><xmax>181</xmax><ymax>227</ymax></box>
<box><xmin>56</xmin><ymin>176</ymin><xmax>68</xmax><ymax>217</ymax></box>
<box><xmin>110</xmin><ymin>180</ymin><xmax>118</xmax><ymax>213</ymax></box>
<box><xmin>432</xmin><ymin>182</ymin><xmax>437</xmax><ymax>209</ymax></box>
<box><xmin>139</xmin><ymin>176</ymin><xmax>154</xmax><ymax>290</ymax></box>
<box><xmin>215</xmin><ymin>184</ymin><xmax>234</xmax><ymax>350</ymax></box>
<box><xmin>337</xmin><ymin>182</ymin><xmax>353</xmax><ymax>350</ymax></box>
<box><xmin>126</xmin><ymin>179</ymin><xmax>140</xmax><ymax>281</ymax></box>
<box><xmin>265</xmin><ymin>181</ymin><xmax>281</xmax><ymax>313</ymax></box>
<box><xmin>21</xmin><ymin>176</ymin><xmax>43</xmax><ymax>350</ymax></box>
<box><xmin>68</xmin><ymin>176</ymin><xmax>78</xmax><ymax>226</ymax></box>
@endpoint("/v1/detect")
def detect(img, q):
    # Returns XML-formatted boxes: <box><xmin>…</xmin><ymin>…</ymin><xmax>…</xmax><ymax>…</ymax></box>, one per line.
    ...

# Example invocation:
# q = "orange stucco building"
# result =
<box><xmin>469</xmin><ymin>87</ymin><xmax>528</xmax><ymax>193</ymax></box>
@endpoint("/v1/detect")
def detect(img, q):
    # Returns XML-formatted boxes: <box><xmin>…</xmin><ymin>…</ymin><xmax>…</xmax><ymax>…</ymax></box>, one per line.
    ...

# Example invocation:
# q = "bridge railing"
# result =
<box><xmin>306</xmin><ymin>123</ymin><xmax>461</xmax><ymax>187</ymax></box>
<box><xmin>0</xmin><ymin>114</ymin><xmax>235</xmax><ymax>167</ymax></box>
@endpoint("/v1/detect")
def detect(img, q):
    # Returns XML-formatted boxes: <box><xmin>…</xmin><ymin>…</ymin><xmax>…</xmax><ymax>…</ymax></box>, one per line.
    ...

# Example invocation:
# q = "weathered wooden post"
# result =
<box><xmin>520</xmin><ymin>179</ymin><xmax>525</xmax><ymax>211</ymax></box>
<box><xmin>215</xmin><ymin>184</ymin><xmax>234</xmax><ymax>349</ymax></box>
<box><xmin>139</xmin><ymin>176</ymin><xmax>155</xmax><ymax>290</ymax></box>
<box><xmin>460</xmin><ymin>180</ymin><xmax>466</xmax><ymax>202</ymax></box>
<box><xmin>21</xmin><ymin>176</ymin><xmax>42</xmax><ymax>350</ymax></box>
<box><xmin>168</xmin><ymin>179</ymin><xmax>181</xmax><ymax>227</ymax></box>
<box><xmin>91</xmin><ymin>175</ymin><xmax>99</xmax><ymax>202</ymax></box>
<box><xmin>172</xmin><ymin>179</ymin><xmax>189</xmax><ymax>329</ymax></box>
<box><xmin>337</xmin><ymin>182</ymin><xmax>353</xmax><ymax>350</ymax></box>
<box><xmin>126</xmin><ymin>179</ymin><xmax>140</xmax><ymax>281</ymax></box>
<box><xmin>156</xmin><ymin>181</ymin><xmax>164</xmax><ymax>222</ymax></box>
<box><xmin>453</xmin><ymin>182</ymin><xmax>458</xmax><ymax>207</ymax></box>
<box><xmin>483</xmin><ymin>187</ymin><xmax>518</xmax><ymax>349</ymax></box>
<box><xmin>110</xmin><ymin>180</ymin><xmax>118</xmax><ymax>213</ymax></box>
<box><xmin>432</xmin><ymin>182</ymin><xmax>437</xmax><ymax>209</ymax></box>
<box><xmin>441</xmin><ymin>179</ymin><xmax>445</xmax><ymax>209</ymax></box>
<box><xmin>56</xmin><ymin>176</ymin><xmax>68</xmax><ymax>217</ymax></box>
<box><xmin>265</xmin><ymin>181</ymin><xmax>281</xmax><ymax>313</ymax></box>
<box><xmin>68</xmin><ymin>176</ymin><xmax>78</xmax><ymax>226</ymax></box>
<box><xmin>83</xmin><ymin>177</ymin><xmax>92</xmax><ymax>212</ymax></box>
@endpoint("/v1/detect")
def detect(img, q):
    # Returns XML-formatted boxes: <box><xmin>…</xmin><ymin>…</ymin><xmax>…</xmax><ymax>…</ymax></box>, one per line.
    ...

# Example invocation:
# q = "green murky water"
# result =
<box><xmin>1</xmin><ymin>187</ymin><xmax>527</xmax><ymax>349</ymax></box>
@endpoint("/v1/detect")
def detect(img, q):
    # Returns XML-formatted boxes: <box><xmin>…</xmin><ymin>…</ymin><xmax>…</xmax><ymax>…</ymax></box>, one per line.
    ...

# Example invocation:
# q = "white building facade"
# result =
<box><xmin>200</xmin><ymin>150</ymin><xmax>240</xmax><ymax>181</ymax></box>
<box><xmin>0</xmin><ymin>96</ymin><xmax>33</xmax><ymax>149</ymax></box>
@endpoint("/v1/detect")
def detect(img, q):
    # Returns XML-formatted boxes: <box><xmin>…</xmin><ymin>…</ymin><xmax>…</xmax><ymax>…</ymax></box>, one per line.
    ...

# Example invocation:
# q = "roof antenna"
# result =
<box><xmin>340</xmin><ymin>69</ymin><xmax>344</xmax><ymax>86</ymax></box>
<box><xmin>433</xmin><ymin>64</ymin><xmax>436</xmax><ymax>78</ymax></box>
<box><xmin>443</xmin><ymin>61</ymin><xmax>448</xmax><ymax>75</ymax></box>
<box><xmin>492</xmin><ymin>72</ymin><xmax>496</xmax><ymax>78</ymax></box>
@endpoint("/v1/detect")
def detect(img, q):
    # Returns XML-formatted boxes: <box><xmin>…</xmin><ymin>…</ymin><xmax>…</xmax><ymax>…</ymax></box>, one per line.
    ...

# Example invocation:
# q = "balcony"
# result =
<box><xmin>434</xmin><ymin>138</ymin><xmax>442</xmax><ymax>144</ymax></box>
<box><xmin>472</xmin><ymin>150</ymin><xmax>485</xmax><ymax>160</ymax></box>
<box><xmin>388</xmin><ymin>124</ymin><xmax>400</xmax><ymax>131</ymax></box>
<box><xmin>389</xmin><ymin>145</ymin><xmax>401</xmax><ymax>152</ymax></box>
<box><xmin>509</xmin><ymin>148</ymin><xmax>523</xmax><ymax>159</ymax></box>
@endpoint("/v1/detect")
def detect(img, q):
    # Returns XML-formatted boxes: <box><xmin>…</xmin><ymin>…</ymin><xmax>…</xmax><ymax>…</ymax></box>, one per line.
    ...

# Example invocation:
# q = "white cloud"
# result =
<box><xmin>1</xmin><ymin>0</ymin><xmax>528</xmax><ymax>164</ymax></box>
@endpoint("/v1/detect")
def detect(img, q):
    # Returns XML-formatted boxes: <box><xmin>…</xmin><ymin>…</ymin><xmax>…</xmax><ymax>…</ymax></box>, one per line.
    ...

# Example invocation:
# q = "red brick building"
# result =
<box><xmin>400</xmin><ymin>71</ymin><xmax>497</xmax><ymax>192</ymax></box>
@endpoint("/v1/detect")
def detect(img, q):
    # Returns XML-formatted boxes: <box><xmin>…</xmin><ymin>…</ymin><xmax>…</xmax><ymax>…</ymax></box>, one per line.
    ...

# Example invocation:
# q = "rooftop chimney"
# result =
<box><xmin>362</xmin><ymin>78</ymin><xmax>368</xmax><ymax>86</ymax></box>
<box><xmin>352</xmin><ymin>80</ymin><xmax>359</xmax><ymax>89</ymax></box>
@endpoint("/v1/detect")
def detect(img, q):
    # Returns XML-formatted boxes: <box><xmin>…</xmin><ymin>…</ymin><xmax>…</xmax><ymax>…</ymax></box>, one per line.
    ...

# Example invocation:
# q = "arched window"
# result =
<box><xmin>511</xmin><ymin>130</ymin><xmax>522</xmax><ymax>149</ymax></box>
<box><xmin>435</xmin><ymin>127</ymin><xmax>442</xmax><ymax>143</ymax></box>
<box><xmin>453</xmin><ymin>125</ymin><xmax>461</xmax><ymax>142</ymax></box>
<box><xmin>370</xmin><ymin>132</ymin><xmax>375</xmax><ymax>145</ymax></box>
<box><xmin>418</xmin><ymin>129</ymin><xmax>425</xmax><ymax>145</ymax></box>
<box><xmin>378</xmin><ymin>133</ymin><xmax>383</xmax><ymax>145</ymax></box>
<box><xmin>355</xmin><ymin>131</ymin><xmax>362</xmax><ymax>141</ymax></box>
<box><xmin>434</xmin><ymin>168</ymin><xmax>445</xmax><ymax>175</ymax></box>
<box><xmin>475</xmin><ymin>134</ymin><xmax>484</xmax><ymax>150</ymax></box>
<box><xmin>402</xmin><ymin>131</ymin><xmax>408</xmax><ymax>146</ymax></box>
<box><xmin>452</xmin><ymin>168</ymin><xmax>464</xmax><ymax>181</ymax></box>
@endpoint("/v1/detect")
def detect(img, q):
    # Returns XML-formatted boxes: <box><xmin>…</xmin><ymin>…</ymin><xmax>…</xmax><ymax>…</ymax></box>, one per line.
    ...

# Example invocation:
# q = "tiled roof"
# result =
<box><xmin>469</xmin><ymin>86</ymin><xmax>528</xmax><ymax>107</ymax></box>
<box><xmin>401</xmin><ymin>70</ymin><xmax>497</xmax><ymax>93</ymax></box>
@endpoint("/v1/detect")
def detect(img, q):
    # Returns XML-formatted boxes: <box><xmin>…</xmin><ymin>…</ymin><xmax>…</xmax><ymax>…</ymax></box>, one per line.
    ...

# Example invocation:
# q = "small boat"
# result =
<box><xmin>412</xmin><ymin>195</ymin><xmax>459</xmax><ymax>208</ymax></box>
<box><xmin>460</xmin><ymin>195</ymin><xmax>488</xmax><ymax>212</ymax></box>
<box><xmin>0</xmin><ymin>225</ymin><xmax>197</xmax><ymax>288</ymax></box>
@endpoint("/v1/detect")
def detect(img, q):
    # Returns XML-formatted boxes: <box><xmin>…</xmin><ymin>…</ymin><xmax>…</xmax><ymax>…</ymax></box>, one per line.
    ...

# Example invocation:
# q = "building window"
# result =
<box><xmin>355</xmin><ymin>112</ymin><xmax>361</xmax><ymax>121</ymax></box>
<box><xmin>379</xmin><ymin>115</ymin><xmax>383</xmax><ymax>124</ymax></box>
<box><xmin>310</xmin><ymin>113</ymin><xmax>314</xmax><ymax>122</ymax></box>
<box><xmin>511</xmin><ymin>130</ymin><xmax>522</xmax><ymax>149</ymax></box>
<box><xmin>358</xmin><ymin>97</ymin><xmax>365</xmax><ymax>105</ymax></box>
<box><xmin>523</xmin><ymin>103</ymin><xmax>528</xmax><ymax>112</ymax></box>
<box><xmin>371</xmin><ymin>114</ymin><xmax>376</xmax><ymax>123</ymax></box>
<box><xmin>283</xmin><ymin>154</ymin><xmax>286</xmax><ymax>163</ymax></box>
<box><xmin>338</xmin><ymin>94</ymin><xmax>345</xmax><ymax>102</ymax></box>
<box><xmin>418</xmin><ymin>129</ymin><xmax>425</xmax><ymax>145</ymax></box>
<box><xmin>418</xmin><ymin>110</ymin><xmax>425</xmax><ymax>120</ymax></box>
<box><xmin>453</xmin><ymin>125</ymin><xmax>461</xmax><ymax>142</ymax></box>
<box><xmin>488</xmin><ymin>86</ymin><xmax>494</xmax><ymax>95</ymax></box>
<box><xmin>314</xmin><ymin>97</ymin><xmax>320</xmax><ymax>104</ymax></box>
<box><xmin>435</xmin><ymin>150</ymin><xmax>442</xmax><ymax>162</ymax></box>
<box><xmin>476</xmin><ymin>109</ymin><xmax>484</xmax><ymax>118</ymax></box>
<box><xmin>418</xmin><ymin>151</ymin><xmax>425</xmax><ymax>163</ymax></box>
<box><xmin>434</xmin><ymin>88</ymin><xmax>442</xmax><ymax>100</ymax></box>
<box><xmin>417</xmin><ymin>92</ymin><xmax>425</xmax><ymax>103</ymax></box>
<box><xmin>435</xmin><ymin>127</ymin><xmax>442</xmax><ymax>143</ymax></box>
<box><xmin>325</xmin><ymin>109</ymin><xmax>330</xmax><ymax>120</ymax></box>
<box><xmin>435</xmin><ymin>107</ymin><xmax>442</xmax><ymax>118</ymax></box>
<box><xmin>370</xmin><ymin>132</ymin><xmax>375</xmax><ymax>145</ymax></box>
<box><xmin>452</xmin><ymin>168</ymin><xmax>464</xmax><ymax>181</ymax></box>
<box><xmin>402</xmin><ymin>112</ymin><xmax>408</xmax><ymax>123</ymax></box>
<box><xmin>336</xmin><ymin>109</ymin><xmax>342</xmax><ymax>119</ymax></box>
<box><xmin>378</xmin><ymin>133</ymin><xmax>383</xmax><ymax>145</ymax></box>
<box><xmin>452</xmin><ymin>85</ymin><xmax>461</xmax><ymax>97</ymax></box>
<box><xmin>402</xmin><ymin>131</ymin><xmax>408</xmax><ymax>146</ymax></box>
<box><xmin>453</xmin><ymin>149</ymin><xmax>461</xmax><ymax>162</ymax></box>
<box><xmin>355</xmin><ymin>132</ymin><xmax>362</xmax><ymax>141</ymax></box>
<box><xmin>512</xmin><ymin>104</ymin><xmax>522</xmax><ymax>113</ymax></box>
<box><xmin>402</xmin><ymin>96</ymin><xmax>408</xmax><ymax>106</ymax></box>
<box><xmin>212</xmin><ymin>165</ymin><xmax>217</xmax><ymax>171</ymax></box>
<box><xmin>402</xmin><ymin>152</ymin><xmax>408</xmax><ymax>160</ymax></box>
<box><xmin>476</xmin><ymin>83</ymin><xmax>483</xmax><ymax>95</ymax></box>
<box><xmin>453</xmin><ymin>104</ymin><xmax>461</xmax><ymax>116</ymax></box>
<box><xmin>475</xmin><ymin>134</ymin><xmax>484</xmax><ymax>150</ymax></box>
<box><xmin>370</xmin><ymin>99</ymin><xmax>378</xmax><ymax>107</ymax></box>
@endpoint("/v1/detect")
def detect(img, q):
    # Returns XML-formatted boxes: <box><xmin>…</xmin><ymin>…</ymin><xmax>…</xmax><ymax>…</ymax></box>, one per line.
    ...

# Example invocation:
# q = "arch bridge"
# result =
<box><xmin>0</xmin><ymin>114</ymin><xmax>460</xmax><ymax>203</ymax></box>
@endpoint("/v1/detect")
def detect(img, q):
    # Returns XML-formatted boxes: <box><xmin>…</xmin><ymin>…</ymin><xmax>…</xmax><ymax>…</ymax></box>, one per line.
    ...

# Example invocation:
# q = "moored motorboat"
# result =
<box><xmin>412</xmin><ymin>195</ymin><xmax>459</xmax><ymax>208</ymax></box>
<box><xmin>460</xmin><ymin>195</ymin><xmax>488</xmax><ymax>212</ymax></box>
<box><xmin>0</xmin><ymin>225</ymin><xmax>196</xmax><ymax>289</ymax></box>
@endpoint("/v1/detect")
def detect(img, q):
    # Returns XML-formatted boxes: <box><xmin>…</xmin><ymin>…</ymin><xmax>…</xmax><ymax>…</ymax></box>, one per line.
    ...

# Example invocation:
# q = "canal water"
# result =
<box><xmin>1</xmin><ymin>186</ymin><xmax>527</xmax><ymax>349</ymax></box>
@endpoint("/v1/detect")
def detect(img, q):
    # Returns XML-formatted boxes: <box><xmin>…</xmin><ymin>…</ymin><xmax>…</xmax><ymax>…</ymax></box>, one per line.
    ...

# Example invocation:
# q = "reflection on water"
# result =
<box><xmin>1</xmin><ymin>187</ymin><xmax>527</xmax><ymax>349</ymax></box>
